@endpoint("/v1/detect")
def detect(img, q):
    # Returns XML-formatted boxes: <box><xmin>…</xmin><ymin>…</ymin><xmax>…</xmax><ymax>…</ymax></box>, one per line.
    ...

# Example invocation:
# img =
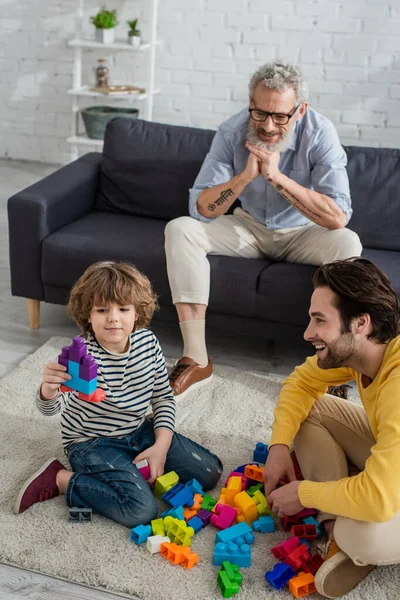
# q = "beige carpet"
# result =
<box><xmin>0</xmin><ymin>337</ymin><xmax>394</xmax><ymax>599</ymax></box>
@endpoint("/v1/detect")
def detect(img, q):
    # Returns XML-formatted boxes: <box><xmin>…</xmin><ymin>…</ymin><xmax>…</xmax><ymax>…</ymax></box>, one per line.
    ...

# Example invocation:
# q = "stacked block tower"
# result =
<box><xmin>58</xmin><ymin>336</ymin><xmax>105</xmax><ymax>403</ymax></box>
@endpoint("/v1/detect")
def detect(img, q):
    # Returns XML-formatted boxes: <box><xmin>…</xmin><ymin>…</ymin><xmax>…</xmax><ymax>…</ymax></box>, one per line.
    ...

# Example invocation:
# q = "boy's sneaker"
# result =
<box><xmin>169</xmin><ymin>357</ymin><xmax>213</xmax><ymax>400</ymax></box>
<box><xmin>314</xmin><ymin>538</ymin><xmax>376</xmax><ymax>598</ymax></box>
<box><xmin>14</xmin><ymin>458</ymin><xmax>66</xmax><ymax>514</ymax></box>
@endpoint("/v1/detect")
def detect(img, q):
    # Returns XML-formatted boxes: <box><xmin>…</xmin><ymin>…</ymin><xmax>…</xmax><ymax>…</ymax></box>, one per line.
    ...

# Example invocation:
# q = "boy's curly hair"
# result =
<box><xmin>68</xmin><ymin>261</ymin><xmax>158</xmax><ymax>337</ymax></box>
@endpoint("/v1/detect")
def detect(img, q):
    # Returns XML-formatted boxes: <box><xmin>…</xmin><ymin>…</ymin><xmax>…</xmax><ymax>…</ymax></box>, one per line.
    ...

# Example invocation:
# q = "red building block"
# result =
<box><xmin>284</xmin><ymin>544</ymin><xmax>311</xmax><ymax>572</ymax></box>
<box><xmin>281</xmin><ymin>515</ymin><xmax>302</xmax><ymax>531</ymax></box>
<box><xmin>271</xmin><ymin>536</ymin><xmax>300</xmax><ymax>560</ymax></box>
<box><xmin>291</xmin><ymin>524</ymin><xmax>318</xmax><ymax>542</ymax></box>
<box><xmin>302</xmin><ymin>553</ymin><xmax>324</xmax><ymax>575</ymax></box>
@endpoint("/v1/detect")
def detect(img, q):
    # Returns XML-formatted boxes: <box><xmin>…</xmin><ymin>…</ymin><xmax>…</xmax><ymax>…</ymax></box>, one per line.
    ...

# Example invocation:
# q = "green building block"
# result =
<box><xmin>217</xmin><ymin>562</ymin><xmax>242</xmax><ymax>598</ymax></box>
<box><xmin>201</xmin><ymin>494</ymin><xmax>217</xmax><ymax>511</ymax></box>
<box><xmin>247</xmin><ymin>483</ymin><xmax>263</xmax><ymax>497</ymax></box>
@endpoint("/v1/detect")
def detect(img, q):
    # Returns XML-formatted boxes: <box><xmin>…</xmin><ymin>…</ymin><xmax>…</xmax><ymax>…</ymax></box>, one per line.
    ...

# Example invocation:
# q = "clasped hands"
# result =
<box><xmin>263</xmin><ymin>444</ymin><xmax>304</xmax><ymax>518</ymax></box>
<box><xmin>245</xmin><ymin>140</ymin><xmax>281</xmax><ymax>182</ymax></box>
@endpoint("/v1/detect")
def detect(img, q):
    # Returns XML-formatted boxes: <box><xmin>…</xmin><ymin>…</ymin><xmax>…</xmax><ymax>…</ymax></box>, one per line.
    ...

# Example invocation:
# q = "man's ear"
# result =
<box><xmin>296</xmin><ymin>102</ymin><xmax>308</xmax><ymax>120</ymax></box>
<box><xmin>354</xmin><ymin>314</ymin><xmax>371</xmax><ymax>334</ymax></box>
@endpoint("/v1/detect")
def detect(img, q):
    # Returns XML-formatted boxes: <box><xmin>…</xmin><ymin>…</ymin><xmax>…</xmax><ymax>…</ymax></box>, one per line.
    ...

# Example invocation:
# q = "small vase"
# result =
<box><xmin>95</xmin><ymin>28</ymin><xmax>115</xmax><ymax>44</ymax></box>
<box><xmin>128</xmin><ymin>34</ymin><xmax>141</xmax><ymax>47</ymax></box>
<box><xmin>95</xmin><ymin>59</ymin><xmax>109</xmax><ymax>88</ymax></box>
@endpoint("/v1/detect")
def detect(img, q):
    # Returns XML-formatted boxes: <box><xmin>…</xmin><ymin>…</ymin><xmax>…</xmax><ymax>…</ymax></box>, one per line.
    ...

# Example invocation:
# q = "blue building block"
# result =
<box><xmin>160</xmin><ymin>505</ymin><xmax>185</xmax><ymax>520</ymax></box>
<box><xmin>265</xmin><ymin>563</ymin><xmax>296</xmax><ymax>590</ymax></box>
<box><xmin>130</xmin><ymin>524</ymin><xmax>152</xmax><ymax>544</ymax></box>
<box><xmin>213</xmin><ymin>542</ymin><xmax>252</xmax><ymax>568</ymax></box>
<box><xmin>300</xmin><ymin>538</ymin><xmax>311</xmax><ymax>551</ymax></box>
<box><xmin>162</xmin><ymin>483</ymin><xmax>194</xmax><ymax>508</ymax></box>
<box><xmin>252</xmin><ymin>515</ymin><xmax>275</xmax><ymax>533</ymax></box>
<box><xmin>253</xmin><ymin>442</ymin><xmax>269</xmax><ymax>464</ymax></box>
<box><xmin>187</xmin><ymin>515</ymin><xmax>203</xmax><ymax>533</ymax></box>
<box><xmin>186</xmin><ymin>478</ymin><xmax>204</xmax><ymax>496</ymax></box>
<box><xmin>303</xmin><ymin>516</ymin><xmax>322</xmax><ymax>537</ymax></box>
<box><xmin>68</xmin><ymin>359</ymin><xmax>97</xmax><ymax>395</ymax></box>
<box><xmin>216</xmin><ymin>522</ymin><xmax>253</xmax><ymax>544</ymax></box>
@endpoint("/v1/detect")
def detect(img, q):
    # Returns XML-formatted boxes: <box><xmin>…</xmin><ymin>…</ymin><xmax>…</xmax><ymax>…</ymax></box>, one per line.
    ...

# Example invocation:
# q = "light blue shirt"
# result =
<box><xmin>189</xmin><ymin>107</ymin><xmax>352</xmax><ymax>229</ymax></box>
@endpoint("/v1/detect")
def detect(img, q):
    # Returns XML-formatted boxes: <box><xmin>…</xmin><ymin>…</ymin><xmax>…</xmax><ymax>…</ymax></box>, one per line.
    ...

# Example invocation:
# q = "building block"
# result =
<box><xmin>163</xmin><ymin>516</ymin><xmax>194</xmax><ymax>546</ymax></box>
<box><xmin>201</xmin><ymin>493</ymin><xmax>217</xmax><ymax>511</ymax></box>
<box><xmin>224</xmin><ymin>471</ymin><xmax>247</xmax><ymax>490</ymax></box>
<box><xmin>215</xmin><ymin>522</ymin><xmax>253</xmax><ymax>544</ymax></box>
<box><xmin>213</xmin><ymin>541</ymin><xmax>251</xmax><ymax>568</ymax></box>
<box><xmin>197</xmin><ymin>508</ymin><xmax>213</xmax><ymax>527</ymax></box>
<box><xmin>217</xmin><ymin>562</ymin><xmax>243</xmax><ymax>598</ymax></box>
<box><xmin>186</xmin><ymin>478</ymin><xmax>204</xmax><ymax>496</ymax></box>
<box><xmin>68</xmin><ymin>507</ymin><xmax>92</xmax><ymax>522</ymax></box>
<box><xmin>253</xmin><ymin>442</ymin><xmax>269</xmax><ymax>464</ymax></box>
<box><xmin>58</xmin><ymin>337</ymin><xmax>103</xmax><ymax>402</ymax></box>
<box><xmin>160</xmin><ymin>505</ymin><xmax>185</xmax><ymax>520</ymax></box>
<box><xmin>130</xmin><ymin>524</ymin><xmax>152</xmax><ymax>544</ymax></box>
<box><xmin>296</xmin><ymin>508</ymin><xmax>318</xmax><ymax>519</ymax></box>
<box><xmin>136</xmin><ymin>459</ymin><xmax>151</xmax><ymax>481</ymax></box>
<box><xmin>253</xmin><ymin>489</ymin><xmax>271</xmax><ymax>516</ymax></box>
<box><xmin>210</xmin><ymin>503</ymin><xmax>238</xmax><ymax>529</ymax></box>
<box><xmin>234</xmin><ymin>462</ymin><xmax>259</xmax><ymax>474</ymax></box>
<box><xmin>153</xmin><ymin>471</ymin><xmax>179</xmax><ymax>499</ymax></box>
<box><xmin>146</xmin><ymin>534</ymin><xmax>170</xmax><ymax>554</ymax></box>
<box><xmin>252</xmin><ymin>515</ymin><xmax>275</xmax><ymax>533</ymax></box>
<box><xmin>234</xmin><ymin>491</ymin><xmax>258</xmax><ymax>525</ymax></box>
<box><xmin>219</xmin><ymin>476</ymin><xmax>243</xmax><ymax>505</ymax></box>
<box><xmin>271</xmin><ymin>536</ymin><xmax>300</xmax><ymax>560</ymax></box>
<box><xmin>300</xmin><ymin>539</ymin><xmax>311</xmax><ymax>551</ymax></box>
<box><xmin>151</xmin><ymin>518</ymin><xmax>165</xmax><ymax>536</ymax></box>
<box><xmin>265</xmin><ymin>563</ymin><xmax>296</xmax><ymax>590</ymax></box>
<box><xmin>244</xmin><ymin>464</ymin><xmax>264</xmax><ymax>483</ymax></box>
<box><xmin>281</xmin><ymin>514</ymin><xmax>302</xmax><ymax>531</ymax></box>
<box><xmin>284</xmin><ymin>544</ymin><xmax>311</xmax><ymax>572</ymax></box>
<box><xmin>160</xmin><ymin>542</ymin><xmax>199</xmax><ymax>569</ymax></box>
<box><xmin>288</xmin><ymin>572</ymin><xmax>316</xmax><ymax>597</ymax></box>
<box><xmin>303</xmin><ymin>517</ymin><xmax>322</xmax><ymax>537</ymax></box>
<box><xmin>247</xmin><ymin>483</ymin><xmax>263</xmax><ymax>496</ymax></box>
<box><xmin>302</xmin><ymin>553</ymin><xmax>324</xmax><ymax>575</ymax></box>
<box><xmin>190</xmin><ymin>493</ymin><xmax>203</xmax><ymax>511</ymax></box>
<box><xmin>291</xmin><ymin>524</ymin><xmax>318</xmax><ymax>541</ymax></box>
<box><xmin>187</xmin><ymin>515</ymin><xmax>203</xmax><ymax>533</ymax></box>
<box><xmin>162</xmin><ymin>483</ymin><xmax>194</xmax><ymax>508</ymax></box>
<box><xmin>183</xmin><ymin>507</ymin><xmax>198</xmax><ymax>521</ymax></box>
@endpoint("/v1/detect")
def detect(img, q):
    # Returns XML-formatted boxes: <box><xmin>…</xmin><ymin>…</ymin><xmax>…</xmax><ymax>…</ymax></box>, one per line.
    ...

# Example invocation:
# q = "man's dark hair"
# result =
<box><xmin>313</xmin><ymin>258</ymin><xmax>400</xmax><ymax>343</ymax></box>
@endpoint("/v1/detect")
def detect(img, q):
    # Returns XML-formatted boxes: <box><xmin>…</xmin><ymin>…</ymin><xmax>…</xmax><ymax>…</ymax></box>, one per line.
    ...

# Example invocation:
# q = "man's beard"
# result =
<box><xmin>316</xmin><ymin>335</ymin><xmax>355</xmax><ymax>370</ymax></box>
<box><xmin>246</xmin><ymin>123</ymin><xmax>295</xmax><ymax>153</ymax></box>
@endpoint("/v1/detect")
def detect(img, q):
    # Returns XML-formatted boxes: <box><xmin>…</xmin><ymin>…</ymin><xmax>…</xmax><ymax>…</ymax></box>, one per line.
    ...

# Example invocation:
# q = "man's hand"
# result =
<box><xmin>242</xmin><ymin>151</ymin><xmax>261</xmax><ymax>182</ymax></box>
<box><xmin>41</xmin><ymin>362</ymin><xmax>71</xmax><ymax>400</ymax></box>
<box><xmin>267</xmin><ymin>481</ymin><xmax>303</xmax><ymax>518</ymax></box>
<box><xmin>133</xmin><ymin>444</ymin><xmax>168</xmax><ymax>484</ymax></box>
<box><xmin>263</xmin><ymin>444</ymin><xmax>296</xmax><ymax>497</ymax></box>
<box><xmin>245</xmin><ymin>141</ymin><xmax>280</xmax><ymax>182</ymax></box>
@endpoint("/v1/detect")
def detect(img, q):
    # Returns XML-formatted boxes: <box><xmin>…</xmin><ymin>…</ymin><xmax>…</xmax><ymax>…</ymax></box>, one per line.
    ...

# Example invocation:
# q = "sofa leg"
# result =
<box><xmin>26</xmin><ymin>298</ymin><xmax>40</xmax><ymax>329</ymax></box>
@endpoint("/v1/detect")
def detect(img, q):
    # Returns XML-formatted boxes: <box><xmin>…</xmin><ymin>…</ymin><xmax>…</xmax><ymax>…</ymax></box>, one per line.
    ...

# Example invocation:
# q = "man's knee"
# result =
<box><xmin>324</xmin><ymin>228</ymin><xmax>362</xmax><ymax>262</ymax></box>
<box><xmin>334</xmin><ymin>517</ymin><xmax>396</xmax><ymax>566</ymax></box>
<box><xmin>165</xmin><ymin>216</ymin><xmax>199</xmax><ymax>245</ymax></box>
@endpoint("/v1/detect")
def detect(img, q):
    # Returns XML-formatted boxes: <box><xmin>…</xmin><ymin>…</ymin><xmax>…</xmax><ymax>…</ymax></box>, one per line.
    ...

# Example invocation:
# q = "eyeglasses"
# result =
<box><xmin>248</xmin><ymin>104</ymin><xmax>300</xmax><ymax>125</ymax></box>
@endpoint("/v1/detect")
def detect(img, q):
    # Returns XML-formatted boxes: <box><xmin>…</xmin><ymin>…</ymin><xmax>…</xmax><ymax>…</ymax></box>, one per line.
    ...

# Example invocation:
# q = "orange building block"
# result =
<box><xmin>234</xmin><ymin>490</ymin><xmax>258</xmax><ymax>525</ymax></box>
<box><xmin>288</xmin><ymin>572</ymin><xmax>316</xmax><ymax>598</ymax></box>
<box><xmin>160</xmin><ymin>542</ymin><xmax>199</xmax><ymax>569</ymax></box>
<box><xmin>244</xmin><ymin>464</ymin><xmax>264</xmax><ymax>483</ymax></box>
<box><xmin>191</xmin><ymin>493</ymin><xmax>203</xmax><ymax>511</ymax></box>
<box><xmin>183</xmin><ymin>507</ymin><xmax>198</xmax><ymax>521</ymax></box>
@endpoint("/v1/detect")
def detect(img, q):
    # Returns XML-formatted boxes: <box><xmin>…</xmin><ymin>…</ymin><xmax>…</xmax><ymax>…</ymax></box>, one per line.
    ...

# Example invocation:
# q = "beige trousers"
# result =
<box><xmin>293</xmin><ymin>394</ymin><xmax>400</xmax><ymax>566</ymax></box>
<box><xmin>164</xmin><ymin>208</ymin><xmax>362</xmax><ymax>305</ymax></box>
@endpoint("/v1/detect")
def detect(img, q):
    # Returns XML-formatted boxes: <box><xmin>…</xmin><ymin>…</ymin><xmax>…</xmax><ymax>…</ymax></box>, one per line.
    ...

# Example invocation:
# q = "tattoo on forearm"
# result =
<box><xmin>269</xmin><ymin>181</ymin><xmax>322</xmax><ymax>220</ymax></box>
<box><xmin>208</xmin><ymin>188</ymin><xmax>234</xmax><ymax>213</ymax></box>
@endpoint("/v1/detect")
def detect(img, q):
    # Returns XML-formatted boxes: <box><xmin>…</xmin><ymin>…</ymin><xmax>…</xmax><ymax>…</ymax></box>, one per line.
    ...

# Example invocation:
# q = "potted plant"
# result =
<box><xmin>127</xmin><ymin>18</ymin><xmax>141</xmax><ymax>47</ymax></box>
<box><xmin>91</xmin><ymin>8</ymin><xmax>118</xmax><ymax>44</ymax></box>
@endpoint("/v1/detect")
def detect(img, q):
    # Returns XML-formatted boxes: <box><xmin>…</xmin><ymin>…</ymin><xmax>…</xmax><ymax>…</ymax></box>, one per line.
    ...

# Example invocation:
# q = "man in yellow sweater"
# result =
<box><xmin>263</xmin><ymin>257</ymin><xmax>400</xmax><ymax>598</ymax></box>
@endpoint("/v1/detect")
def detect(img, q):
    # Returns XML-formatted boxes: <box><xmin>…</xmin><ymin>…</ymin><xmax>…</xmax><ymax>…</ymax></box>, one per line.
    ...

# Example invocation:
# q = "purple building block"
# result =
<box><xmin>58</xmin><ymin>346</ymin><xmax>70</xmax><ymax>368</ymax></box>
<box><xmin>69</xmin><ymin>336</ymin><xmax>87</xmax><ymax>362</ymax></box>
<box><xmin>196</xmin><ymin>509</ymin><xmax>212</xmax><ymax>527</ymax></box>
<box><xmin>79</xmin><ymin>355</ymin><xmax>97</xmax><ymax>380</ymax></box>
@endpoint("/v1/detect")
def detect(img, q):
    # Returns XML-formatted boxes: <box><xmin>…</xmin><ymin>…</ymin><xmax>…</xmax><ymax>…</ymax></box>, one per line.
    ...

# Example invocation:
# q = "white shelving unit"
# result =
<box><xmin>67</xmin><ymin>0</ymin><xmax>159</xmax><ymax>161</ymax></box>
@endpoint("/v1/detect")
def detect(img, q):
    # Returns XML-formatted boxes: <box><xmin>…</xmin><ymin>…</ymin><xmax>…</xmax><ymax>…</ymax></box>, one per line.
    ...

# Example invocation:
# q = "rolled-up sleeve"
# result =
<box><xmin>189</xmin><ymin>128</ymin><xmax>235</xmax><ymax>222</ymax></box>
<box><xmin>310</xmin><ymin>122</ymin><xmax>352</xmax><ymax>223</ymax></box>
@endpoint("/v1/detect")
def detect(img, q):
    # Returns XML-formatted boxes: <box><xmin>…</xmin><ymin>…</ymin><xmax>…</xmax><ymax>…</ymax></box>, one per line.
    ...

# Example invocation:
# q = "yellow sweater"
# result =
<box><xmin>270</xmin><ymin>335</ymin><xmax>400</xmax><ymax>523</ymax></box>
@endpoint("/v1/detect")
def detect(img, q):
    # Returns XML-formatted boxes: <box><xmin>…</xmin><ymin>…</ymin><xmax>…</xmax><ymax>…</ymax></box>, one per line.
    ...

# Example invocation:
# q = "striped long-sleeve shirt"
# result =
<box><xmin>36</xmin><ymin>329</ymin><xmax>176</xmax><ymax>449</ymax></box>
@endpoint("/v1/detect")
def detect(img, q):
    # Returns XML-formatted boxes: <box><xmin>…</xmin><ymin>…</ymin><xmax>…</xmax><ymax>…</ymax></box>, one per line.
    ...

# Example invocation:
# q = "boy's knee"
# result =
<box><xmin>118</xmin><ymin>496</ymin><xmax>158</xmax><ymax>529</ymax></box>
<box><xmin>200</xmin><ymin>455</ymin><xmax>224</xmax><ymax>491</ymax></box>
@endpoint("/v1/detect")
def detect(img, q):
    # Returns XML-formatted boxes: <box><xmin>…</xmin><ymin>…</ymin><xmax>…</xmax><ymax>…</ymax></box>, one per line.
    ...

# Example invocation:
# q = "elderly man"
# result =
<box><xmin>165</xmin><ymin>60</ymin><xmax>362</xmax><ymax>398</ymax></box>
<box><xmin>265</xmin><ymin>257</ymin><xmax>400</xmax><ymax>597</ymax></box>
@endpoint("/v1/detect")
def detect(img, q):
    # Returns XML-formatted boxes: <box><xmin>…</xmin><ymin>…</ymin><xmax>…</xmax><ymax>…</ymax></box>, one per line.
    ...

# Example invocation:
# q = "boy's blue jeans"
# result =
<box><xmin>66</xmin><ymin>419</ymin><xmax>223</xmax><ymax>528</ymax></box>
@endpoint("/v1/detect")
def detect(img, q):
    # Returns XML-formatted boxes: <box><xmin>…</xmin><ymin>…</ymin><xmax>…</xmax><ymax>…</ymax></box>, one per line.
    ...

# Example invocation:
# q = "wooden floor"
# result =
<box><xmin>0</xmin><ymin>157</ymin><xmax>308</xmax><ymax>598</ymax></box>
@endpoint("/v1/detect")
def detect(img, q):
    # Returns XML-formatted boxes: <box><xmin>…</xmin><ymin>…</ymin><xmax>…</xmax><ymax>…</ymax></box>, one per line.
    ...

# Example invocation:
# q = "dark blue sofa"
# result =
<box><xmin>7</xmin><ymin>118</ymin><xmax>400</xmax><ymax>341</ymax></box>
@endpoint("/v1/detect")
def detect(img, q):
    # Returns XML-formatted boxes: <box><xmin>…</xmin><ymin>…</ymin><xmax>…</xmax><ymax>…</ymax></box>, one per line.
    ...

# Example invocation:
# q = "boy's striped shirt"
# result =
<box><xmin>36</xmin><ymin>329</ymin><xmax>176</xmax><ymax>449</ymax></box>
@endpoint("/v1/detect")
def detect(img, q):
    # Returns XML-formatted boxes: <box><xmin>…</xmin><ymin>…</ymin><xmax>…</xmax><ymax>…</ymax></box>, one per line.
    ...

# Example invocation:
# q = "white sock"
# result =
<box><xmin>179</xmin><ymin>319</ymin><xmax>208</xmax><ymax>367</ymax></box>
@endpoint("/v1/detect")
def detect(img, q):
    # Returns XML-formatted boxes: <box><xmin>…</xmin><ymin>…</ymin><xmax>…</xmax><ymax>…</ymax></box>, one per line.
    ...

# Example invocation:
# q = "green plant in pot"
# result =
<box><xmin>91</xmin><ymin>8</ymin><xmax>118</xmax><ymax>44</ymax></box>
<box><xmin>127</xmin><ymin>18</ymin><xmax>141</xmax><ymax>47</ymax></box>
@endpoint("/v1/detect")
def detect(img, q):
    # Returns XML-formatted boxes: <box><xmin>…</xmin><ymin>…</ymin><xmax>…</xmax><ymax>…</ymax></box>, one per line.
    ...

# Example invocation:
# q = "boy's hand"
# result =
<box><xmin>263</xmin><ymin>444</ymin><xmax>296</xmax><ymax>497</ymax></box>
<box><xmin>133</xmin><ymin>444</ymin><xmax>168</xmax><ymax>484</ymax></box>
<box><xmin>41</xmin><ymin>362</ymin><xmax>71</xmax><ymax>400</ymax></box>
<box><xmin>267</xmin><ymin>481</ymin><xmax>303</xmax><ymax>518</ymax></box>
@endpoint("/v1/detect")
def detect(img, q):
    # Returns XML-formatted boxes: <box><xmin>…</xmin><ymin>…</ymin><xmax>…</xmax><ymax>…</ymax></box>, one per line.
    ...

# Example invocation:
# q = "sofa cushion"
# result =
<box><xmin>255</xmin><ymin>262</ymin><xmax>316</xmax><ymax>327</ymax></box>
<box><xmin>344</xmin><ymin>146</ymin><xmax>400</xmax><ymax>251</ymax></box>
<box><xmin>362</xmin><ymin>248</ymin><xmax>400</xmax><ymax>294</ymax></box>
<box><xmin>95</xmin><ymin>118</ymin><xmax>216</xmax><ymax>221</ymax></box>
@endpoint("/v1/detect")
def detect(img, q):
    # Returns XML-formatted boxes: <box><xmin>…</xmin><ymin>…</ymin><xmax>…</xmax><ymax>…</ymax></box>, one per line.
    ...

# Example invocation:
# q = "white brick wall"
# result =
<box><xmin>1</xmin><ymin>0</ymin><xmax>399</xmax><ymax>164</ymax></box>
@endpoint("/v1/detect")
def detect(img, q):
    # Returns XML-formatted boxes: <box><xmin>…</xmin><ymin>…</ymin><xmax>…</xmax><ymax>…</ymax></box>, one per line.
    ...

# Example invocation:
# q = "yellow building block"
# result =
<box><xmin>234</xmin><ymin>491</ymin><xmax>259</xmax><ymax>525</ymax></box>
<box><xmin>153</xmin><ymin>471</ymin><xmax>179</xmax><ymax>499</ymax></box>
<box><xmin>151</xmin><ymin>518</ymin><xmax>165</xmax><ymax>536</ymax></box>
<box><xmin>218</xmin><ymin>476</ymin><xmax>243</xmax><ymax>506</ymax></box>
<box><xmin>253</xmin><ymin>490</ymin><xmax>272</xmax><ymax>516</ymax></box>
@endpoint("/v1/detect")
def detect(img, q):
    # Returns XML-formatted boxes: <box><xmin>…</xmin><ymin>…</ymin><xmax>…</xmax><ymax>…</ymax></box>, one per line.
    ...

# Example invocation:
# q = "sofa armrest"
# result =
<box><xmin>8</xmin><ymin>152</ymin><xmax>102</xmax><ymax>300</ymax></box>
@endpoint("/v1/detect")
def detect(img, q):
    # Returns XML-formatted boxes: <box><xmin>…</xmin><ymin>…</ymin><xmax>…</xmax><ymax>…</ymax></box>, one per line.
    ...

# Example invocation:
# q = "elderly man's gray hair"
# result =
<box><xmin>249</xmin><ymin>60</ymin><xmax>309</xmax><ymax>104</ymax></box>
